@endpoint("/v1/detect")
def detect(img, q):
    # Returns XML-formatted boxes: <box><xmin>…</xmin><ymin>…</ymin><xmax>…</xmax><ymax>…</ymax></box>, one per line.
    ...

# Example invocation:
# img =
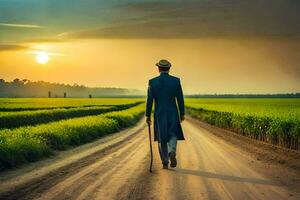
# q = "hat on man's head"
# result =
<box><xmin>156</xmin><ymin>59</ymin><xmax>172</xmax><ymax>68</ymax></box>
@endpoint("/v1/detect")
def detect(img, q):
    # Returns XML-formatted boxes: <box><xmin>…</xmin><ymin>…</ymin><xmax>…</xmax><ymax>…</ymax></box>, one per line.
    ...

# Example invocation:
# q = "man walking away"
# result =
<box><xmin>146</xmin><ymin>59</ymin><xmax>185</xmax><ymax>169</ymax></box>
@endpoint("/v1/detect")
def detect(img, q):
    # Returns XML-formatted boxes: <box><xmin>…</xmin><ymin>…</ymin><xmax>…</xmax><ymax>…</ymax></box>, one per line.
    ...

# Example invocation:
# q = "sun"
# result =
<box><xmin>35</xmin><ymin>52</ymin><xmax>49</xmax><ymax>64</ymax></box>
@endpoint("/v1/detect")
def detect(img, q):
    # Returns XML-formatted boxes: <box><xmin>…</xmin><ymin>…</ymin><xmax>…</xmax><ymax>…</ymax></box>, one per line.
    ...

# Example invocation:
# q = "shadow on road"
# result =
<box><xmin>169</xmin><ymin>168</ymin><xmax>279</xmax><ymax>186</ymax></box>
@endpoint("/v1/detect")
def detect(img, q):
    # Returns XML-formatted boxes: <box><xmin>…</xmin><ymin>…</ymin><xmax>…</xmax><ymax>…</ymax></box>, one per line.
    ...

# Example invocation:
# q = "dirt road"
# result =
<box><xmin>1</xmin><ymin>119</ymin><xmax>299</xmax><ymax>200</ymax></box>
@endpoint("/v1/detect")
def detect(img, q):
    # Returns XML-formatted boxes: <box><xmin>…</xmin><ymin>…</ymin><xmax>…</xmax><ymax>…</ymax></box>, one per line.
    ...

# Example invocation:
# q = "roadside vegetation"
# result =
<box><xmin>0</xmin><ymin>102</ymin><xmax>141</xmax><ymax>129</ymax></box>
<box><xmin>0</xmin><ymin>98</ymin><xmax>143</xmax><ymax>111</ymax></box>
<box><xmin>0</xmin><ymin>100</ymin><xmax>145</xmax><ymax>171</ymax></box>
<box><xmin>186</xmin><ymin>98</ymin><xmax>300</xmax><ymax>150</ymax></box>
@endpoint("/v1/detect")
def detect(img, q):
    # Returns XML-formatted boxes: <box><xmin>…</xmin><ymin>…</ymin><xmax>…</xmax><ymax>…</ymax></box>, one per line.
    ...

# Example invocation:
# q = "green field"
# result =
<box><xmin>186</xmin><ymin>98</ymin><xmax>300</xmax><ymax>150</ymax></box>
<box><xmin>1</xmin><ymin>97</ymin><xmax>299</xmax><ymax>170</ymax></box>
<box><xmin>0</xmin><ymin>98</ymin><xmax>145</xmax><ymax>170</ymax></box>
<box><xmin>0</xmin><ymin>98</ymin><xmax>143</xmax><ymax>111</ymax></box>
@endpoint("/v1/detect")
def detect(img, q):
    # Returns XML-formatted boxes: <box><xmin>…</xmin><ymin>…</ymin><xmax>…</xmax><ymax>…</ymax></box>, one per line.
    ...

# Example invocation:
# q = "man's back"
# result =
<box><xmin>148</xmin><ymin>73</ymin><xmax>183</xmax><ymax>115</ymax></box>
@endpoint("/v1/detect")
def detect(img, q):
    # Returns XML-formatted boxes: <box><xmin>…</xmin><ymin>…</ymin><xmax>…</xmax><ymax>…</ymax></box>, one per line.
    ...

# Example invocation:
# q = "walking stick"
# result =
<box><xmin>147</xmin><ymin>123</ymin><xmax>153</xmax><ymax>173</ymax></box>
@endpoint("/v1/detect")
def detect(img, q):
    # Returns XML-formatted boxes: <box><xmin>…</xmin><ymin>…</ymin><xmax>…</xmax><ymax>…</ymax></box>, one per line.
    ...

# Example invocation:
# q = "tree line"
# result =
<box><xmin>0</xmin><ymin>78</ymin><xmax>143</xmax><ymax>98</ymax></box>
<box><xmin>0</xmin><ymin>78</ymin><xmax>298</xmax><ymax>98</ymax></box>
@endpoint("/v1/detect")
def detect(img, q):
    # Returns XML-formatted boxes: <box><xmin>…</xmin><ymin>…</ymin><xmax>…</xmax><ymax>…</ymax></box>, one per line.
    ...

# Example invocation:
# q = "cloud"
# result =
<box><xmin>1</xmin><ymin>0</ymin><xmax>299</xmax><ymax>41</ymax></box>
<box><xmin>0</xmin><ymin>43</ymin><xmax>65</xmax><ymax>58</ymax></box>
<box><xmin>63</xmin><ymin>0</ymin><xmax>299</xmax><ymax>39</ymax></box>
<box><xmin>26</xmin><ymin>37</ymin><xmax>71</xmax><ymax>43</ymax></box>
<box><xmin>0</xmin><ymin>23</ymin><xmax>42</xmax><ymax>29</ymax></box>
<box><xmin>28</xmin><ymin>50</ymin><xmax>65</xmax><ymax>57</ymax></box>
<box><xmin>0</xmin><ymin>44</ymin><xmax>28</xmax><ymax>52</ymax></box>
<box><xmin>58</xmin><ymin>21</ymin><xmax>300</xmax><ymax>40</ymax></box>
<box><xmin>116</xmin><ymin>1</ymin><xmax>173</xmax><ymax>11</ymax></box>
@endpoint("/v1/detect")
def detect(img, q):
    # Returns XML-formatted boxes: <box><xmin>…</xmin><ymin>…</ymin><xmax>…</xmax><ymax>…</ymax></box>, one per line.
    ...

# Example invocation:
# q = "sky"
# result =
<box><xmin>0</xmin><ymin>0</ymin><xmax>299</xmax><ymax>94</ymax></box>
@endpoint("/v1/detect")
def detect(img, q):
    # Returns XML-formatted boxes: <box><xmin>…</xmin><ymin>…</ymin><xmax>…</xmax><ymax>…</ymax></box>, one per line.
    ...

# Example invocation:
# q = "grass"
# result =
<box><xmin>0</xmin><ymin>102</ymin><xmax>142</xmax><ymax>129</ymax></box>
<box><xmin>0</xmin><ymin>103</ymin><xmax>145</xmax><ymax>170</ymax></box>
<box><xmin>186</xmin><ymin>98</ymin><xmax>300</xmax><ymax>150</ymax></box>
<box><xmin>0</xmin><ymin>98</ymin><xmax>143</xmax><ymax>111</ymax></box>
<box><xmin>186</xmin><ymin>98</ymin><xmax>300</xmax><ymax>121</ymax></box>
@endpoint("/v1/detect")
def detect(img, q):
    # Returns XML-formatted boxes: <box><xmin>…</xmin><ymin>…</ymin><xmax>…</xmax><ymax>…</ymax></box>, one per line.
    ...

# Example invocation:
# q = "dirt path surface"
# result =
<box><xmin>1</xmin><ymin>119</ymin><xmax>299</xmax><ymax>200</ymax></box>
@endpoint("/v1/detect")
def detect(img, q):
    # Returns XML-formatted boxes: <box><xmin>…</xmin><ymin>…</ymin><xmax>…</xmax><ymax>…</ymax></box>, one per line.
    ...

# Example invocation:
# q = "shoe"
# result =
<box><xmin>162</xmin><ymin>164</ymin><xmax>168</xmax><ymax>169</ymax></box>
<box><xmin>169</xmin><ymin>152</ymin><xmax>177</xmax><ymax>168</ymax></box>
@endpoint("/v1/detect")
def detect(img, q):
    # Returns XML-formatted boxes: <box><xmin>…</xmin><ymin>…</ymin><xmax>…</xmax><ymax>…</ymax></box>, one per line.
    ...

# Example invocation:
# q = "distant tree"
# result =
<box><xmin>0</xmin><ymin>79</ymin><xmax>5</xmax><ymax>85</ymax></box>
<box><xmin>48</xmin><ymin>91</ymin><xmax>51</xmax><ymax>98</ymax></box>
<box><xmin>64</xmin><ymin>92</ymin><xmax>67</xmax><ymax>98</ymax></box>
<box><xmin>89</xmin><ymin>94</ymin><xmax>92</xmax><ymax>98</ymax></box>
<box><xmin>12</xmin><ymin>78</ymin><xmax>24</xmax><ymax>86</ymax></box>
<box><xmin>13</xmin><ymin>78</ymin><xmax>20</xmax><ymax>83</ymax></box>
<box><xmin>22</xmin><ymin>79</ymin><xmax>30</xmax><ymax>84</ymax></box>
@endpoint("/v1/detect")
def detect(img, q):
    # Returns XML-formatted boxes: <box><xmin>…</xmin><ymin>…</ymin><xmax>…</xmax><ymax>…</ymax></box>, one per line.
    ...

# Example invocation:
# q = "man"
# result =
<box><xmin>146</xmin><ymin>59</ymin><xmax>185</xmax><ymax>169</ymax></box>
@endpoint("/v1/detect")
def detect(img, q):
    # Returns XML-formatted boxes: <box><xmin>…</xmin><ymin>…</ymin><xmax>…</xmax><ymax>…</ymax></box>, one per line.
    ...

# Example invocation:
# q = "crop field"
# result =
<box><xmin>186</xmin><ymin>98</ymin><xmax>300</xmax><ymax>150</ymax></box>
<box><xmin>0</xmin><ymin>98</ymin><xmax>143</xmax><ymax>111</ymax></box>
<box><xmin>0</xmin><ymin>98</ymin><xmax>145</xmax><ymax>170</ymax></box>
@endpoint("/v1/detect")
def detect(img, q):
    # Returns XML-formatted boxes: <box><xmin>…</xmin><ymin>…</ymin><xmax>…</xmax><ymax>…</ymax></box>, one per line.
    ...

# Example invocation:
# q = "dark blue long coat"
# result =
<box><xmin>146</xmin><ymin>72</ymin><xmax>185</xmax><ymax>143</ymax></box>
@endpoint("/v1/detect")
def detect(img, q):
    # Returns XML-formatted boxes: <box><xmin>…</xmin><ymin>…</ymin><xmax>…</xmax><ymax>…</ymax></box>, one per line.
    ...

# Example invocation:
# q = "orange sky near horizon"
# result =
<box><xmin>0</xmin><ymin>38</ymin><xmax>299</xmax><ymax>94</ymax></box>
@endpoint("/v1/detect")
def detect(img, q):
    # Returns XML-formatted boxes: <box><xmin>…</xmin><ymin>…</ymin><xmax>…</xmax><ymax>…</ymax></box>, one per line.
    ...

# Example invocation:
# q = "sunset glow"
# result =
<box><xmin>35</xmin><ymin>52</ymin><xmax>49</xmax><ymax>64</ymax></box>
